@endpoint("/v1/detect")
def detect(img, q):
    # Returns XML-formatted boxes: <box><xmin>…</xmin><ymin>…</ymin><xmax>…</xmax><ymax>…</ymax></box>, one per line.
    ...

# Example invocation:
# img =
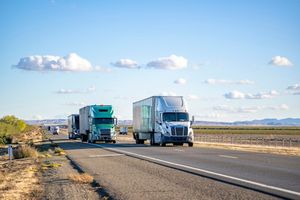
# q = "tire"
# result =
<box><xmin>161</xmin><ymin>142</ymin><xmax>166</xmax><ymax>147</ymax></box>
<box><xmin>188</xmin><ymin>142</ymin><xmax>193</xmax><ymax>147</ymax></box>
<box><xmin>68</xmin><ymin>133</ymin><xmax>71</xmax><ymax>140</ymax></box>
<box><xmin>112</xmin><ymin>140</ymin><xmax>116</xmax><ymax>144</ymax></box>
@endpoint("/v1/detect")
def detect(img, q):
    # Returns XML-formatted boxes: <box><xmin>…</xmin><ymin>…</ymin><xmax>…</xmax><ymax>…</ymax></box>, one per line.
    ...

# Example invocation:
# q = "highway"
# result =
<box><xmin>51</xmin><ymin>134</ymin><xmax>300</xmax><ymax>200</ymax></box>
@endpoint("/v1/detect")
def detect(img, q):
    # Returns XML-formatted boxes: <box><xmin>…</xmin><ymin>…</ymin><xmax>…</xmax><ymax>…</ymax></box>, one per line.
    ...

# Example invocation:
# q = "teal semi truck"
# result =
<box><xmin>79</xmin><ymin>105</ymin><xmax>117</xmax><ymax>143</ymax></box>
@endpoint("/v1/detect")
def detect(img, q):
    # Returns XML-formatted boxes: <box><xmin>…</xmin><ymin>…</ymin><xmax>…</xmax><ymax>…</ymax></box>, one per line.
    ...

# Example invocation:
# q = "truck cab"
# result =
<box><xmin>80</xmin><ymin>105</ymin><xmax>117</xmax><ymax>143</ymax></box>
<box><xmin>133</xmin><ymin>96</ymin><xmax>194</xmax><ymax>147</ymax></box>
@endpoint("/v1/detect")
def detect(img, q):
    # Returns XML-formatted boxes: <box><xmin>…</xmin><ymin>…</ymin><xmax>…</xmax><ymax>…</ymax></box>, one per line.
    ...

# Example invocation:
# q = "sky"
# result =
<box><xmin>0</xmin><ymin>0</ymin><xmax>299</xmax><ymax>122</ymax></box>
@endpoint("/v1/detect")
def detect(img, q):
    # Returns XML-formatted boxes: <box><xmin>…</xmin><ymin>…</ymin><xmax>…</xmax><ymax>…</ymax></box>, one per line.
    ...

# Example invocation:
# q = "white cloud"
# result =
<box><xmin>213</xmin><ymin>104</ymin><xmax>288</xmax><ymax>113</ymax></box>
<box><xmin>287</xmin><ymin>84</ymin><xmax>300</xmax><ymax>91</ymax></box>
<box><xmin>147</xmin><ymin>55</ymin><xmax>188</xmax><ymax>70</ymax></box>
<box><xmin>94</xmin><ymin>65</ymin><xmax>112</xmax><ymax>72</ymax></box>
<box><xmin>174</xmin><ymin>78</ymin><xmax>187</xmax><ymax>85</ymax></box>
<box><xmin>14</xmin><ymin>53</ymin><xmax>92</xmax><ymax>71</ymax></box>
<box><xmin>111</xmin><ymin>59</ymin><xmax>139</xmax><ymax>69</ymax></box>
<box><xmin>224</xmin><ymin>90</ymin><xmax>279</xmax><ymax>99</ymax></box>
<box><xmin>195</xmin><ymin>112</ymin><xmax>227</xmax><ymax>120</ymax></box>
<box><xmin>186</xmin><ymin>95</ymin><xmax>200</xmax><ymax>100</ymax></box>
<box><xmin>286</xmin><ymin>84</ymin><xmax>300</xmax><ymax>95</ymax></box>
<box><xmin>224</xmin><ymin>90</ymin><xmax>245</xmax><ymax>99</ymax></box>
<box><xmin>56</xmin><ymin>86</ymin><xmax>96</xmax><ymax>94</ymax></box>
<box><xmin>65</xmin><ymin>102</ymin><xmax>86</xmax><ymax>107</ymax></box>
<box><xmin>269</xmin><ymin>56</ymin><xmax>293</xmax><ymax>67</ymax></box>
<box><xmin>159</xmin><ymin>91</ymin><xmax>177</xmax><ymax>96</ymax></box>
<box><xmin>205</xmin><ymin>79</ymin><xmax>254</xmax><ymax>85</ymax></box>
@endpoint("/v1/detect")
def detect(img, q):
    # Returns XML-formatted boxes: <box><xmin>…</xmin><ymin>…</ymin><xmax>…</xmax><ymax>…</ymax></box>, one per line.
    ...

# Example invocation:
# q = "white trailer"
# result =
<box><xmin>133</xmin><ymin>96</ymin><xmax>194</xmax><ymax>147</ymax></box>
<box><xmin>68</xmin><ymin>114</ymin><xmax>80</xmax><ymax>139</ymax></box>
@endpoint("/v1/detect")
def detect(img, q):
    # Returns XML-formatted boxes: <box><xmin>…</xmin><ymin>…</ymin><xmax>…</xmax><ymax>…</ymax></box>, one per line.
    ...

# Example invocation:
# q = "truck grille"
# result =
<box><xmin>100</xmin><ymin>129</ymin><xmax>111</xmax><ymax>137</ymax></box>
<box><xmin>171</xmin><ymin>127</ymin><xmax>188</xmax><ymax>136</ymax></box>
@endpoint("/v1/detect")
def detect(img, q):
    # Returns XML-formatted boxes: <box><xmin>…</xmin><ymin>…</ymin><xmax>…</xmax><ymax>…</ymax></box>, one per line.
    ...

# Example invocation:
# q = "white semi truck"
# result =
<box><xmin>133</xmin><ymin>96</ymin><xmax>194</xmax><ymax>147</ymax></box>
<box><xmin>79</xmin><ymin>105</ymin><xmax>117</xmax><ymax>143</ymax></box>
<box><xmin>68</xmin><ymin>114</ymin><xmax>80</xmax><ymax>139</ymax></box>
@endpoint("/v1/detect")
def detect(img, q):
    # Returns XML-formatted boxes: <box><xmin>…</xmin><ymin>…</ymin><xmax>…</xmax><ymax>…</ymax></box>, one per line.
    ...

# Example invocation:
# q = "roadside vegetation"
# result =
<box><xmin>192</xmin><ymin>126</ymin><xmax>300</xmax><ymax>135</ymax></box>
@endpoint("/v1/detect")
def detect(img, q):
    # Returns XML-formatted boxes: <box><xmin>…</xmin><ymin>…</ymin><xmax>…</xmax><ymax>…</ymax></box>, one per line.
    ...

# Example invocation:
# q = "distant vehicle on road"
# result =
<box><xmin>51</xmin><ymin>126</ymin><xmax>60</xmax><ymax>135</ymax></box>
<box><xmin>68</xmin><ymin>114</ymin><xmax>80</xmax><ymax>139</ymax></box>
<box><xmin>119</xmin><ymin>126</ymin><xmax>128</xmax><ymax>135</ymax></box>
<box><xmin>79</xmin><ymin>105</ymin><xmax>117</xmax><ymax>143</ymax></box>
<box><xmin>133</xmin><ymin>96</ymin><xmax>194</xmax><ymax>147</ymax></box>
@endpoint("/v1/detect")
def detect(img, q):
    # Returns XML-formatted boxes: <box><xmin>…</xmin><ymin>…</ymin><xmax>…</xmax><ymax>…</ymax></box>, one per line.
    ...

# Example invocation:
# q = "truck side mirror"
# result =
<box><xmin>191</xmin><ymin>116</ymin><xmax>195</xmax><ymax>125</ymax></box>
<box><xmin>114</xmin><ymin>118</ymin><xmax>118</xmax><ymax>126</ymax></box>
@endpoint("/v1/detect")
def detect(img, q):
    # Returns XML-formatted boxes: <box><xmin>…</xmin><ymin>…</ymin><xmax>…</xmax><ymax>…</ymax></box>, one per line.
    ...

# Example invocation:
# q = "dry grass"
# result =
<box><xmin>194</xmin><ymin>142</ymin><xmax>300</xmax><ymax>156</ymax></box>
<box><xmin>13</xmin><ymin>145</ymin><xmax>38</xmax><ymax>159</ymax></box>
<box><xmin>68</xmin><ymin>173</ymin><xmax>94</xmax><ymax>184</ymax></box>
<box><xmin>41</xmin><ymin>161</ymin><xmax>62</xmax><ymax>170</ymax></box>
<box><xmin>0</xmin><ymin>159</ymin><xmax>42</xmax><ymax>200</ymax></box>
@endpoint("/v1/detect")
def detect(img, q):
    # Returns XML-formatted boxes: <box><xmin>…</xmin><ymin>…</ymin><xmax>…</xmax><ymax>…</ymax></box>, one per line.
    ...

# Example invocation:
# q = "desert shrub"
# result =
<box><xmin>54</xmin><ymin>147</ymin><xmax>64</xmax><ymax>154</ymax></box>
<box><xmin>13</xmin><ymin>145</ymin><xmax>38</xmax><ymax>159</ymax></box>
<box><xmin>0</xmin><ymin>116</ymin><xmax>29</xmax><ymax>145</ymax></box>
<box><xmin>68</xmin><ymin>173</ymin><xmax>93</xmax><ymax>184</ymax></box>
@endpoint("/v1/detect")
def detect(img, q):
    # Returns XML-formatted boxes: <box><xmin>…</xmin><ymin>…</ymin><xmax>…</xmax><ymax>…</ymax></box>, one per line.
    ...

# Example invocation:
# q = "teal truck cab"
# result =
<box><xmin>79</xmin><ymin>105</ymin><xmax>117</xmax><ymax>143</ymax></box>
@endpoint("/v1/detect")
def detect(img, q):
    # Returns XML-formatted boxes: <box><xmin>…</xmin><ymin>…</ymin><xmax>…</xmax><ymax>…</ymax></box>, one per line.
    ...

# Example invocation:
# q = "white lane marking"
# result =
<box><xmin>88</xmin><ymin>153</ymin><xmax>124</xmax><ymax>158</ymax></box>
<box><xmin>174</xmin><ymin>149</ymin><xmax>184</xmax><ymax>152</ymax></box>
<box><xmin>218</xmin><ymin>155</ymin><xmax>238</xmax><ymax>159</ymax></box>
<box><xmin>88</xmin><ymin>143</ymin><xmax>300</xmax><ymax>197</ymax></box>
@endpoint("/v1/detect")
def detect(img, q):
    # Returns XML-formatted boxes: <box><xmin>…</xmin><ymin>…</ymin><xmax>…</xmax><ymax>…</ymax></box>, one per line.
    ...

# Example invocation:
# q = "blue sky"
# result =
<box><xmin>0</xmin><ymin>0</ymin><xmax>299</xmax><ymax>122</ymax></box>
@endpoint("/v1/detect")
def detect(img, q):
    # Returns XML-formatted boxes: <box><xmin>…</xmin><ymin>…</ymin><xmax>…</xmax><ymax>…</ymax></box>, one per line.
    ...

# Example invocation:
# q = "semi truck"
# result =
<box><xmin>68</xmin><ymin>114</ymin><xmax>80</xmax><ymax>139</ymax></box>
<box><xmin>133</xmin><ymin>96</ymin><xmax>194</xmax><ymax>147</ymax></box>
<box><xmin>79</xmin><ymin>105</ymin><xmax>117</xmax><ymax>143</ymax></box>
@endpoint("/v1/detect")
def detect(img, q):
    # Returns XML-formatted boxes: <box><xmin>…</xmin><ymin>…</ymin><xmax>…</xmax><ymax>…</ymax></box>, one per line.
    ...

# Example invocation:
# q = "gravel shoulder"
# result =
<box><xmin>39</xmin><ymin>140</ymin><xmax>109</xmax><ymax>200</ymax></box>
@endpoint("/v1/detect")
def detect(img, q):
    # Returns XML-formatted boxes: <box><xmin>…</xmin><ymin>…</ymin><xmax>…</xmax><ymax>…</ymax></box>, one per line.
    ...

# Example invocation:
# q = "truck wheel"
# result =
<box><xmin>188</xmin><ymin>142</ymin><xmax>193</xmax><ymax>147</ymax></box>
<box><xmin>161</xmin><ymin>142</ymin><xmax>166</xmax><ymax>147</ymax></box>
<box><xmin>112</xmin><ymin>140</ymin><xmax>116</xmax><ymax>144</ymax></box>
<box><xmin>68</xmin><ymin>133</ymin><xmax>71</xmax><ymax>139</ymax></box>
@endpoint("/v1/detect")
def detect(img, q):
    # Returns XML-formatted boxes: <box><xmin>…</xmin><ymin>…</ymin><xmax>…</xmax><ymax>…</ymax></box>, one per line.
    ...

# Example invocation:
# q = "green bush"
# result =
<box><xmin>0</xmin><ymin>115</ymin><xmax>28</xmax><ymax>145</ymax></box>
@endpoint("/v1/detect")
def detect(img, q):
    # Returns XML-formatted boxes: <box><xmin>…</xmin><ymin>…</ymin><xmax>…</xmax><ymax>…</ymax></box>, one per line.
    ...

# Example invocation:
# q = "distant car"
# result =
<box><xmin>119</xmin><ymin>126</ymin><xmax>128</xmax><ymax>135</ymax></box>
<box><xmin>51</xmin><ymin>126</ymin><xmax>60</xmax><ymax>135</ymax></box>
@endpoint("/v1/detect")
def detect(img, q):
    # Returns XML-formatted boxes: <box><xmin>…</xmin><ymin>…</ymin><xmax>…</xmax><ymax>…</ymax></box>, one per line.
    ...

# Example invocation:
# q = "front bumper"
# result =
<box><xmin>162</xmin><ymin>135</ymin><xmax>193</xmax><ymax>143</ymax></box>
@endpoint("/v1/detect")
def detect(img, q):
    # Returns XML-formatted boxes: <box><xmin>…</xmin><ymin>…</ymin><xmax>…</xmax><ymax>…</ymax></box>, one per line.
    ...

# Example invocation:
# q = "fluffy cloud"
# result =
<box><xmin>204</xmin><ymin>79</ymin><xmax>254</xmax><ymax>85</ymax></box>
<box><xmin>159</xmin><ymin>91</ymin><xmax>177</xmax><ymax>96</ymax></box>
<box><xmin>14</xmin><ymin>53</ymin><xmax>92</xmax><ymax>71</ymax></box>
<box><xmin>213</xmin><ymin>104</ymin><xmax>288</xmax><ymax>113</ymax></box>
<box><xmin>111</xmin><ymin>59</ymin><xmax>139</xmax><ymax>69</ymax></box>
<box><xmin>147</xmin><ymin>55</ymin><xmax>188</xmax><ymax>70</ymax></box>
<box><xmin>269</xmin><ymin>56</ymin><xmax>293</xmax><ymax>67</ymax></box>
<box><xmin>174</xmin><ymin>78</ymin><xmax>187</xmax><ymax>85</ymax></box>
<box><xmin>224</xmin><ymin>90</ymin><xmax>279</xmax><ymax>99</ymax></box>
<box><xmin>56</xmin><ymin>86</ymin><xmax>96</xmax><ymax>94</ymax></box>
<box><xmin>286</xmin><ymin>84</ymin><xmax>300</xmax><ymax>95</ymax></box>
<box><xmin>65</xmin><ymin>102</ymin><xmax>86</xmax><ymax>107</ymax></box>
<box><xmin>187</xmin><ymin>95</ymin><xmax>200</xmax><ymax>100</ymax></box>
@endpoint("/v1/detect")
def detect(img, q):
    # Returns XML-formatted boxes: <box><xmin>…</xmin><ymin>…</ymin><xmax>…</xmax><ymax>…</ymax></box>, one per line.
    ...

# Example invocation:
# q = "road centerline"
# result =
<box><xmin>218</xmin><ymin>155</ymin><xmax>238</xmax><ymax>159</ymax></box>
<box><xmin>87</xmin><ymin>143</ymin><xmax>300</xmax><ymax>199</ymax></box>
<box><xmin>88</xmin><ymin>153</ymin><xmax>124</xmax><ymax>158</ymax></box>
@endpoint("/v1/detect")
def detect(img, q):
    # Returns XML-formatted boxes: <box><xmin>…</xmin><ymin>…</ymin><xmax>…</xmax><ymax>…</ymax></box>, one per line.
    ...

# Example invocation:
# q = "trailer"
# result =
<box><xmin>133</xmin><ymin>96</ymin><xmax>194</xmax><ymax>146</ymax></box>
<box><xmin>79</xmin><ymin>105</ymin><xmax>117</xmax><ymax>143</ymax></box>
<box><xmin>68</xmin><ymin>114</ymin><xmax>80</xmax><ymax>139</ymax></box>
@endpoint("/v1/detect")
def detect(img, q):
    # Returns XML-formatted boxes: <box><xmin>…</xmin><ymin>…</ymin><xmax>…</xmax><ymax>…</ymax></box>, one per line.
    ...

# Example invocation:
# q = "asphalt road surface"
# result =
<box><xmin>51</xmin><ymin>133</ymin><xmax>300</xmax><ymax>200</ymax></box>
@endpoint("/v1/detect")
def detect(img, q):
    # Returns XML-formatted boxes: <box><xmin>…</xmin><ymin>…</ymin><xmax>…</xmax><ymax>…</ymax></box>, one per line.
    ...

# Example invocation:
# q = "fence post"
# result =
<box><xmin>8</xmin><ymin>144</ymin><xmax>13</xmax><ymax>161</ymax></box>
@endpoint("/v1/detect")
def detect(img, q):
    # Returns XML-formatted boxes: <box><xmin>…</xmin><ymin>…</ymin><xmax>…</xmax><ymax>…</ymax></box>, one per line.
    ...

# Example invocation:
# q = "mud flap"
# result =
<box><xmin>154</xmin><ymin>133</ymin><xmax>162</xmax><ymax>144</ymax></box>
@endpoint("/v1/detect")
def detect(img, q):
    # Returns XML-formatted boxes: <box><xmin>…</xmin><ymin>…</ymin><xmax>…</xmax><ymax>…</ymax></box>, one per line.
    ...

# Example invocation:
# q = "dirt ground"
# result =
<box><xmin>0</xmin><ymin>136</ymin><xmax>110</xmax><ymax>200</ymax></box>
<box><xmin>40</xmin><ymin>143</ymin><xmax>106</xmax><ymax>200</ymax></box>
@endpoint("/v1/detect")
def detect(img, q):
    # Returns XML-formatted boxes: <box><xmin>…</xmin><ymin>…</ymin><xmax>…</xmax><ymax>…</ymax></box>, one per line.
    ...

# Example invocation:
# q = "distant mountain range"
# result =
<box><xmin>25</xmin><ymin>118</ymin><xmax>300</xmax><ymax>126</ymax></box>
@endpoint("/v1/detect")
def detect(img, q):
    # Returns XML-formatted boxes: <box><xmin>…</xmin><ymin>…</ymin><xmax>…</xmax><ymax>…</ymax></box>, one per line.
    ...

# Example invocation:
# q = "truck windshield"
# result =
<box><xmin>163</xmin><ymin>112</ymin><xmax>189</xmax><ymax>122</ymax></box>
<box><xmin>93</xmin><ymin>118</ymin><xmax>114</xmax><ymax>124</ymax></box>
